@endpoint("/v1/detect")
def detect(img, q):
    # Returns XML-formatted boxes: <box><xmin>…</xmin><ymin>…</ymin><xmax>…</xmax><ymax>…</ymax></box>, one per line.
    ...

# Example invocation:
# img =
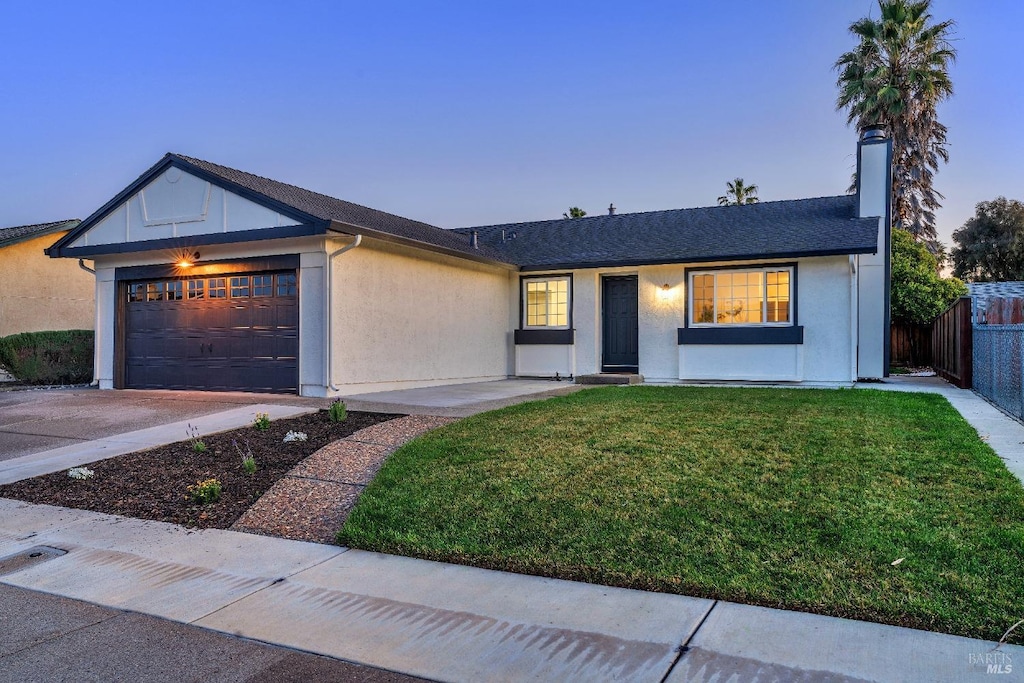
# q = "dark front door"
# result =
<box><xmin>123</xmin><ymin>271</ymin><xmax>299</xmax><ymax>393</ymax></box>
<box><xmin>602</xmin><ymin>275</ymin><xmax>639</xmax><ymax>372</ymax></box>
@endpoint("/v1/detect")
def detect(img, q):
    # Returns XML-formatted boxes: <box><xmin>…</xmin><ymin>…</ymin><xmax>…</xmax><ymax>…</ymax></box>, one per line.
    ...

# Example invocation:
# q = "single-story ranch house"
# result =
<box><xmin>0</xmin><ymin>219</ymin><xmax>93</xmax><ymax>337</ymax></box>
<box><xmin>46</xmin><ymin>129</ymin><xmax>892</xmax><ymax>396</ymax></box>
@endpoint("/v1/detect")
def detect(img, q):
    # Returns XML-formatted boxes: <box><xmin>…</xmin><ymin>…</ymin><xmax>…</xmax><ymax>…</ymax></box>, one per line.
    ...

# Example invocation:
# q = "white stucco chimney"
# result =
<box><xmin>855</xmin><ymin>125</ymin><xmax>893</xmax><ymax>380</ymax></box>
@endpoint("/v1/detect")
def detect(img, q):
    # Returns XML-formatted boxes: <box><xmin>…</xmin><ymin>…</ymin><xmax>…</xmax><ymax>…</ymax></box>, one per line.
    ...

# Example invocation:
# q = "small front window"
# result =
<box><xmin>690</xmin><ymin>267</ymin><xmax>792</xmax><ymax>326</ymax></box>
<box><xmin>523</xmin><ymin>277</ymin><xmax>570</xmax><ymax>329</ymax></box>
<box><xmin>208</xmin><ymin>278</ymin><xmax>227</xmax><ymax>299</ymax></box>
<box><xmin>277</xmin><ymin>273</ymin><xmax>297</xmax><ymax>296</ymax></box>
<box><xmin>252</xmin><ymin>275</ymin><xmax>273</xmax><ymax>297</ymax></box>
<box><xmin>166</xmin><ymin>281</ymin><xmax>183</xmax><ymax>301</ymax></box>
<box><xmin>230</xmin><ymin>276</ymin><xmax>249</xmax><ymax>298</ymax></box>
<box><xmin>146</xmin><ymin>282</ymin><xmax>165</xmax><ymax>302</ymax></box>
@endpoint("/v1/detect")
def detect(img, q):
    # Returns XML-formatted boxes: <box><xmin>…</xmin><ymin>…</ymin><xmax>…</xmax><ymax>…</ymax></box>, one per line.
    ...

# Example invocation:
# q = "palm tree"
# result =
<box><xmin>835</xmin><ymin>0</ymin><xmax>956</xmax><ymax>242</ymax></box>
<box><xmin>563</xmin><ymin>207</ymin><xmax>587</xmax><ymax>219</ymax></box>
<box><xmin>717</xmin><ymin>178</ymin><xmax>759</xmax><ymax>206</ymax></box>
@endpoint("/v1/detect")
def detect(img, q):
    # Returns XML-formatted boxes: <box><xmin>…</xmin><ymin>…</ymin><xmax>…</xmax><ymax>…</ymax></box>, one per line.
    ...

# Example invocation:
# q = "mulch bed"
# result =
<box><xmin>0</xmin><ymin>410</ymin><xmax>402</xmax><ymax>530</ymax></box>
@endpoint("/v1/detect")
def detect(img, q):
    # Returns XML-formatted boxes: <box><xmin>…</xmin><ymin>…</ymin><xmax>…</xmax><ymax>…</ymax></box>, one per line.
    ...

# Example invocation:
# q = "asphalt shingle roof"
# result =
<box><xmin>0</xmin><ymin>219</ymin><xmax>80</xmax><ymax>249</ymax></box>
<box><xmin>51</xmin><ymin>153</ymin><xmax>879</xmax><ymax>269</ymax></box>
<box><xmin>458</xmin><ymin>195</ymin><xmax>880</xmax><ymax>270</ymax></box>
<box><xmin>172</xmin><ymin>154</ymin><xmax>505</xmax><ymax>262</ymax></box>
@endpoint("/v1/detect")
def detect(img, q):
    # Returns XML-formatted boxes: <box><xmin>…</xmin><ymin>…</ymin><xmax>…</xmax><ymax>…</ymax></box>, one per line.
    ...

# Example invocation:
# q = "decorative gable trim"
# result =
<box><xmin>47</xmin><ymin>155</ymin><xmax>329</xmax><ymax>258</ymax></box>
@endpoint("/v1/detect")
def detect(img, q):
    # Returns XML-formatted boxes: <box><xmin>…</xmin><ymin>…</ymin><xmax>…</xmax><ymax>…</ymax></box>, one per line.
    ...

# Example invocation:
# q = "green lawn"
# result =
<box><xmin>338</xmin><ymin>386</ymin><xmax>1024</xmax><ymax>642</ymax></box>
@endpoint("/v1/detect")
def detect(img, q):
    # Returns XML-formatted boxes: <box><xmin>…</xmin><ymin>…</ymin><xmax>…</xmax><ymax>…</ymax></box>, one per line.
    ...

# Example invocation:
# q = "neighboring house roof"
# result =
<box><xmin>967</xmin><ymin>281</ymin><xmax>1024</xmax><ymax>319</ymax></box>
<box><xmin>47</xmin><ymin>154</ymin><xmax>506</xmax><ymax>265</ymax></box>
<box><xmin>0</xmin><ymin>219</ymin><xmax>80</xmax><ymax>249</ymax></box>
<box><xmin>457</xmin><ymin>195</ymin><xmax>880</xmax><ymax>271</ymax></box>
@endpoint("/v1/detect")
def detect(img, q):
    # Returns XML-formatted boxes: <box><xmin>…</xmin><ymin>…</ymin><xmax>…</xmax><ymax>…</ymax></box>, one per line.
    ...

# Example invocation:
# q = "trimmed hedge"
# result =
<box><xmin>0</xmin><ymin>330</ymin><xmax>94</xmax><ymax>385</ymax></box>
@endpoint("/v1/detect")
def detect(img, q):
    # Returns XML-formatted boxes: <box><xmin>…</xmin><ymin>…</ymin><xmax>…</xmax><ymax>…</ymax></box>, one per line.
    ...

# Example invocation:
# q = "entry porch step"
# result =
<box><xmin>575</xmin><ymin>373</ymin><xmax>644</xmax><ymax>385</ymax></box>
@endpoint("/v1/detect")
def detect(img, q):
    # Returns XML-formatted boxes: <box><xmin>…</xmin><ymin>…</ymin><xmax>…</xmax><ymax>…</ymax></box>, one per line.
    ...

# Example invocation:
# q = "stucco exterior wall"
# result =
<box><xmin>514</xmin><ymin>256</ymin><xmax>855</xmax><ymax>385</ymax></box>
<box><xmin>0</xmin><ymin>232</ymin><xmax>95</xmax><ymax>337</ymax></box>
<box><xmin>328</xmin><ymin>237</ymin><xmax>512</xmax><ymax>394</ymax></box>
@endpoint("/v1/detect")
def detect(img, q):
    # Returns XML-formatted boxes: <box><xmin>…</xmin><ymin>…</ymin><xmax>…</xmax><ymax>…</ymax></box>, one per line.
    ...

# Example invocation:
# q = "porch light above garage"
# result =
<box><xmin>176</xmin><ymin>251</ymin><xmax>200</xmax><ymax>268</ymax></box>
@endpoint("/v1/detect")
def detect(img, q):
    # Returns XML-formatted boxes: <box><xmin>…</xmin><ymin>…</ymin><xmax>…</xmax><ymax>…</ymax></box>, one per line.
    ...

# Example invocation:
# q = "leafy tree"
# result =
<box><xmin>835</xmin><ymin>0</ymin><xmax>956</xmax><ymax>241</ymax></box>
<box><xmin>717</xmin><ymin>178</ymin><xmax>759</xmax><ymax>206</ymax></box>
<box><xmin>891</xmin><ymin>227</ymin><xmax>966</xmax><ymax>325</ymax></box>
<box><xmin>951</xmin><ymin>197</ymin><xmax>1024</xmax><ymax>282</ymax></box>
<box><xmin>563</xmin><ymin>207</ymin><xmax>587</xmax><ymax>219</ymax></box>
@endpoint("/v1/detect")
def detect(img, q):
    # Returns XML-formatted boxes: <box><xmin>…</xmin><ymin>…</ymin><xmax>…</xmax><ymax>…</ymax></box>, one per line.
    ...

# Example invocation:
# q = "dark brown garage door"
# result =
<box><xmin>124</xmin><ymin>271</ymin><xmax>298</xmax><ymax>393</ymax></box>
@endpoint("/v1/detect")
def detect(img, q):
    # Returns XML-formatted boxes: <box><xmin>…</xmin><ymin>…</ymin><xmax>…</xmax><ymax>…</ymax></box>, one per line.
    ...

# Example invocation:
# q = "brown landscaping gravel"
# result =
<box><xmin>346</xmin><ymin>415</ymin><xmax>456</xmax><ymax>448</ymax></box>
<box><xmin>232</xmin><ymin>478</ymin><xmax>365</xmax><ymax>544</ymax></box>
<box><xmin>288</xmin><ymin>440</ymin><xmax>392</xmax><ymax>485</ymax></box>
<box><xmin>231</xmin><ymin>415</ymin><xmax>457</xmax><ymax>544</ymax></box>
<box><xmin>0</xmin><ymin>410</ymin><xmax>402</xmax><ymax>530</ymax></box>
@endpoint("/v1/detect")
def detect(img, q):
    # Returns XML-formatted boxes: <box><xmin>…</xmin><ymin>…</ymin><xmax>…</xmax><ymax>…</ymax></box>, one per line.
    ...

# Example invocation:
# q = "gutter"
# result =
<box><xmin>326</xmin><ymin>220</ymin><xmax>517</xmax><ymax>271</ymax></box>
<box><xmin>324</xmin><ymin>234</ymin><xmax>363</xmax><ymax>392</ymax></box>
<box><xmin>78</xmin><ymin>259</ymin><xmax>95</xmax><ymax>274</ymax></box>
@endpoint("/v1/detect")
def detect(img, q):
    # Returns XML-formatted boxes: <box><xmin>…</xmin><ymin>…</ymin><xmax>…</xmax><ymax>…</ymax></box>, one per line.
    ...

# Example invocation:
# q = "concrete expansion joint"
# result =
<box><xmin>660</xmin><ymin>599</ymin><xmax>719</xmax><ymax>683</ymax></box>
<box><xmin>284</xmin><ymin>473</ymin><xmax>367</xmax><ymax>488</ymax></box>
<box><xmin>184</xmin><ymin>547</ymin><xmax>349</xmax><ymax>626</ymax></box>
<box><xmin>340</xmin><ymin>437</ymin><xmax>400</xmax><ymax>451</ymax></box>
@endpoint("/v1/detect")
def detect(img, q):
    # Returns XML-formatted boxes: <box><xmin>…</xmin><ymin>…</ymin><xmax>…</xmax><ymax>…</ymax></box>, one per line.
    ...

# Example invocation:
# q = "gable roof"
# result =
<box><xmin>47</xmin><ymin>153</ymin><xmax>879</xmax><ymax>270</ymax></box>
<box><xmin>0</xmin><ymin>219</ymin><xmax>80</xmax><ymax>249</ymax></box>
<box><xmin>47</xmin><ymin>154</ymin><xmax>508</xmax><ymax>265</ymax></box>
<box><xmin>458</xmin><ymin>195</ymin><xmax>880</xmax><ymax>271</ymax></box>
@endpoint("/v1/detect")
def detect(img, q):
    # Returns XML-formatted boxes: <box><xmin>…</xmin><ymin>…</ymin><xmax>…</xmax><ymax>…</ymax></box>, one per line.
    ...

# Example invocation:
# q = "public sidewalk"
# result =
<box><xmin>1</xmin><ymin>376</ymin><xmax>1023</xmax><ymax>681</ymax></box>
<box><xmin>1</xmin><ymin>497</ymin><xmax>1020</xmax><ymax>682</ymax></box>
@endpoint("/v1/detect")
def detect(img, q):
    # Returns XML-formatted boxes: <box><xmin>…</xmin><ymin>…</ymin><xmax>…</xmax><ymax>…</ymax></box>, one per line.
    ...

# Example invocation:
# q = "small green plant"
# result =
<box><xmin>253</xmin><ymin>412</ymin><xmax>271</xmax><ymax>431</ymax></box>
<box><xmin>186</xmin><ymin>423</ymin><xmax>207</xmax><ymax>452</ymax></box>
<box><xmin>186</xmin><ymin>478</ymin><xmax>222</xmax><ymax>505</ymax></box>
<box><xmin>67</xmin><ymin>466</ymin><xmax>95</xmax><ymax>480</ymax></box>
<box><xmin>234</xmin><ymin>440</ymin><xmax>257</xmax><ymax>474</ymax></box>
<box><xmin>329</xmin><ymin>399</ymin><xmax>347</xmax><ymax>423</ymax></box>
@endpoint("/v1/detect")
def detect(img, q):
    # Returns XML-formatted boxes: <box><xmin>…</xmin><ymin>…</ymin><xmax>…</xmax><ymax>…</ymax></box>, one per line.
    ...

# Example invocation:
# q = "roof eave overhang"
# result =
<box><xmin>326</xmin><ymin>221</ymin><xmax>518</xmax><ymax>271</ymax></box>
<box><xmin>518</xmin><ymin>245</ymin><xmax>878</xmax><ymax>272</ymax></box>
<box><xmin>46</xmin><ymin>155</ymin><xmax>327</xmax><ymax>258</ymax></box>
<box><xmin>48</xmin><ymin>223</ymin><xmax>329</xmax><ymax>259</ymax></box>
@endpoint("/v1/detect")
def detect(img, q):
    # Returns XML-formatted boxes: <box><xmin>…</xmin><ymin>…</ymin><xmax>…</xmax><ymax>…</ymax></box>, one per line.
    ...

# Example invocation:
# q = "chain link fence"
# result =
<box><xmin>973</xmin><ymin>324</ymin><xmax>1024</xmax><ymax>421</ymax></box>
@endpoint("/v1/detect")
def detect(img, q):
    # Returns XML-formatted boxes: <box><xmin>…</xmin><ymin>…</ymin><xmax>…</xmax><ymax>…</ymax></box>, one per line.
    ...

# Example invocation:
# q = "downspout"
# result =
<box><xmin>79</xmin><ymin>259</ymin><xmax>99</xmax><ymax>386</ymax></box>
<box><xmin>325</xmin><ymin>235</ymin><xmax>362</xmax><ymax>392</ymax></box>
<box><xmin>850</xmin><ymin>255</ymin><xmax>859</xmax><ymax>383</ymax></box>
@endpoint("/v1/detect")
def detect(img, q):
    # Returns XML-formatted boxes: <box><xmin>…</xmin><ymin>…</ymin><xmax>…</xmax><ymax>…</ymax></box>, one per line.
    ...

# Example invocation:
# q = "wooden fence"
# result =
<box><xmin>890</xmin><ymin>324</ymin><xmax>932</xmax><ymax>367</ymax></box>
<box><xmin>931</xmin><ymin>296</ymin><xmax>972</xmax><ymax>389</ymax></box>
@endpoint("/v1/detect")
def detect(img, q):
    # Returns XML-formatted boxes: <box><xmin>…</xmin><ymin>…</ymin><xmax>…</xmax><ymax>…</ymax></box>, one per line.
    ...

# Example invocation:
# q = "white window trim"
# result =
<box><xmin>689</xmin><ymin>266</ymin><xmax>794</xmax><ymax>328</ymax></box>
<box><xmin>522</xmin><ymin>275</ymin><xmax>572</xmax><ymax>330</ymax></box>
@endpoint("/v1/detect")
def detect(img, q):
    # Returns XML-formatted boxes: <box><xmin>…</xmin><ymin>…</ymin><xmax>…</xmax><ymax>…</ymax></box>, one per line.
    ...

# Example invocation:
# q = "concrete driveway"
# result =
<box><xmin>0</xmin><ymin>387</ymin><xmax>327</xmax><ymax>462</ymax></box>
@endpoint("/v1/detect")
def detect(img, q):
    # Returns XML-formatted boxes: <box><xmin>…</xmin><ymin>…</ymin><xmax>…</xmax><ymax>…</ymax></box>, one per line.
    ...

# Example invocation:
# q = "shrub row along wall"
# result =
<box><xmin>0</xmin><ymin>330</ymin><xmax>94</xmax><ymax>385</ymax></box>
<box><xmin>973</xmin><ymin>324</ymin><xmax>1024</xmax><ymax>421</ymax></box>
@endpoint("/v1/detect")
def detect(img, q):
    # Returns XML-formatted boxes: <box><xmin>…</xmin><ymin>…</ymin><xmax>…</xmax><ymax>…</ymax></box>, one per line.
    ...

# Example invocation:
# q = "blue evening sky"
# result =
<box><xmin>2</xmin><ymin>1</ymin><xmax>1021</xmax><ymax>249</ymax></box>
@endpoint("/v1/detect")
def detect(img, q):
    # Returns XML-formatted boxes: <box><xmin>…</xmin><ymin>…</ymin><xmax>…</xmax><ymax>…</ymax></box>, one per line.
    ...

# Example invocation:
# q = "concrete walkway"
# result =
<box><xmin>339</xmin><ymin>378</ymin><xmax>584</xmax><ymax>417</ymax></box>
<box><xmin>0</xmin><ymin>403</ymin><xmax>315</xmax><ymax>485</ymax></box>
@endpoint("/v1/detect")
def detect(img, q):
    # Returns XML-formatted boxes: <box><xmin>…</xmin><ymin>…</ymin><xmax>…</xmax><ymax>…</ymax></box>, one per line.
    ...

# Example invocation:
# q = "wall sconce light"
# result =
<box><xmin>658</xmin><ymin>283</ymin><xmax>673</xmax><ymax>301</ymax></box>
<box><xmin>176</xmin><ymin>251</ymin><xmax>200</xmax><ymax>268</ymax></box>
